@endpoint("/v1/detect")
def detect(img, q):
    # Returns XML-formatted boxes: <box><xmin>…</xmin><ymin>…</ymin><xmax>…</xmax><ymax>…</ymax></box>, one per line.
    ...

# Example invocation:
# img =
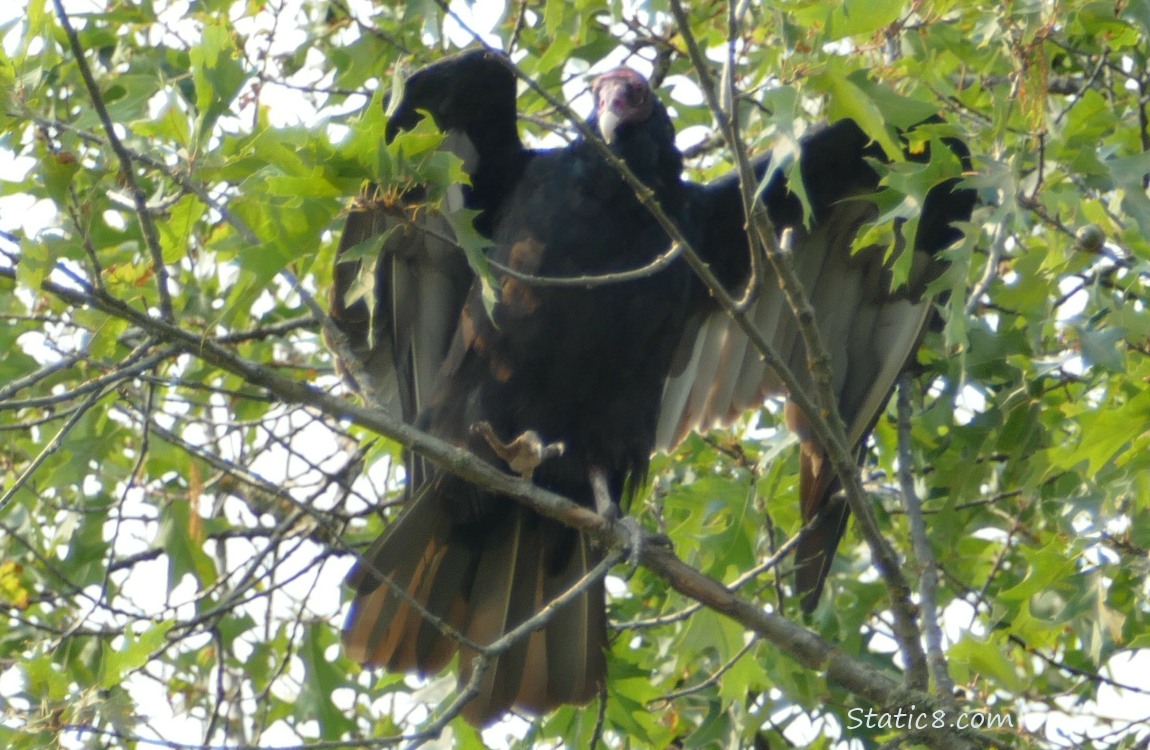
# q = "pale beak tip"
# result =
<box><xmin>598</xmin><ymin>110</ymin><xmax>620</xmax><ymax>144</ymax></box>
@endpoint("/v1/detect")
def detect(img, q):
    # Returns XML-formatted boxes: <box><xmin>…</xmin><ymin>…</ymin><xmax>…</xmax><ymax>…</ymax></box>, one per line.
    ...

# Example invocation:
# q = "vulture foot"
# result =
<box><xmin>471</xmin><ymin>421</ymin><xmax>565</xmax><ymax>479</ymax></box>
<box><xmin>590</xmin><ymin>467</ymin><xmax>655</xmax><ymax>567</ymax></box>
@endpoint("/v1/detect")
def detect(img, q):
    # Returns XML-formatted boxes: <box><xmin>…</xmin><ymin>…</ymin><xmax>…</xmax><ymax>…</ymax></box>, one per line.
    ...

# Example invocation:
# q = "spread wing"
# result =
<box><xmin>330</xmin><ymin>52</ymin><xmax>976</xmax><ymax>616</ymax></box>
<box><xmin>328</xmin><ymin>49</ymin><xmax>527</xmax><ymax>423</ymax></box>
<box><xmin>658</xmin><ymin>120</ymin><xmax>975</xmax><ymax>611</ymax></box>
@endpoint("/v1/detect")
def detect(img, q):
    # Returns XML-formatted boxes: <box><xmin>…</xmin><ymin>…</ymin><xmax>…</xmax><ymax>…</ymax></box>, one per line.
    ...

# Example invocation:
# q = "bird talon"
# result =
<box><xmin>616</xmin><ymin>516</ymin><xmax>646</xmax><ymax>568</ymax></box>
<box><xmin>472</xmin><ymin>421</ymin><xmax>565</xmax><ymax>479</ymax></box>
<box><xmin>589</xmin><ymin>466</ymin><xmax>640</xmax><ymax>561</ymax></box>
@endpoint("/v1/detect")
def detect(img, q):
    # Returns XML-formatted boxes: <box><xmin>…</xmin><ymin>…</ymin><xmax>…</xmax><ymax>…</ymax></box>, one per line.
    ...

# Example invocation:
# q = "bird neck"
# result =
<box><xmin>586</xmin><ymin>111</ymin><xmax>684</xmax><ymax>213</ymax></box>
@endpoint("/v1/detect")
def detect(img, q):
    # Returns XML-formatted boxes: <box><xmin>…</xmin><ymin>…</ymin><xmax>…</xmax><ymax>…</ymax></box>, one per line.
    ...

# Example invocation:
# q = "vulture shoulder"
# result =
<box><xmin>329</xmin><ymin>49</ymin><xmax>528</xmax><ymax>422</ymax></box>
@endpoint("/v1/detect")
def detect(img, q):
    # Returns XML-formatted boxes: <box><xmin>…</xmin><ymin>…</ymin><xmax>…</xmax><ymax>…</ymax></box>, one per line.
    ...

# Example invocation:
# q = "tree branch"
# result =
<box><xmin>667</xmin><ymin>1</ymin><xmax>926</xmax><ymax>678</ymax></box>
<box><xmin>898</xmin><ymin>377</ymin><xmax>957</xmax><ymax>702</ymax></box>
<box><xmin>51</xmin><ymin>0</ymin><xmax>176</xmax><ymax>321</ymax></box>
<box><xmin>4</xmin><ymin>264</ymin><xmax>992</xmax><ymax>748</ymax></box>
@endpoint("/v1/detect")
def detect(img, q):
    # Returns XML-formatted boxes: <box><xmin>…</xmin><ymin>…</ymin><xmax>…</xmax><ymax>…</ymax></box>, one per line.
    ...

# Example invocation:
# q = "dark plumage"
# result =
<box><xmin>329</xmin><ymin>49</ymin><xmax>975</xmax><ymax>725</ymax></box>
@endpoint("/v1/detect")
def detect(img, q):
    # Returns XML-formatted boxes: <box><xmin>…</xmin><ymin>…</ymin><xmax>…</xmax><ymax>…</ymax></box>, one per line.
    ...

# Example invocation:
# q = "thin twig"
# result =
<box><xmin>51</xmin><ymin>0</ymin><xmax>176</xmax><ymax>321</ymax></box>
<box><xmin>623</xmin><ymin>514</ymin><xmax>809</xmax><ymax>630</ymax></box>
<box><xmin>0</xmin><ymin>381</ymin><xmax>114</xmax><ymax>516</ymax></box>
<box><xmin>401</xmin><ymin>549</ymin><xmax>625</xmax><ymax>746</ymax></box>
<box><xmin>24</xmin><ymin>112</ymin><xmax>346</xmax><ymax>386</ymax></box>
<box><xmin>0</xmin><ymin>351</ymin><xmax>88</xmax><ymax>400</ymax></box>
<box><xmin>897</xmin><ymin>377</ymin><xmax>956</xmax><ymax>702</ymax></box>
<box><xmin>1053</xmin><ymin>48</ymin><xmax>1108</xmax><ymax>125</ymax></box>
<box><xmin>965</xmin><ymin>220</ymin><xmax>1007</xmax><ymax>316</ymax></box>
<box><xmin>654</xmin><ymin>636</ymin><xmax>759</xmax><ymax>703</ymax></box>
<box><xmin>391</xmin><ymin>206</ymin><xmax>687</xmax><ymax>287</ymax></box>
<box><xmin>666</xmin><ymin>1</ymin><xmax>926</xmax><ymax>671</ymax></box>
<box><xmin>0</xmin><ymin>347</ymin><xmax>175</xmax><ymax>411</ymax></box>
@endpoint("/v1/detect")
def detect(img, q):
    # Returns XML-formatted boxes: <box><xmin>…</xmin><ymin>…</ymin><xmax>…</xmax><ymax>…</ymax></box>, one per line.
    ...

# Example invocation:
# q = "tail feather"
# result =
<box><xmin>552</xmin><ymin>534</ymin><xmax>606</xmax><ymax>704</ymax></box>
<box><xmin>342</xmin><ymin>488</ymin><xmax>607</xmax><ymax>726</ymax></box>
<box><xmin>390</xmin><ymin>536</ymin><xmax>455</xmax><ymax>670</ymax></box>
<box><xmin>414</xmin><ymin>541</ymin><xmax>472</xmax><ymax>671</ymax></box>
<box><xmin>459</xmin><ymin>508</ymin><xmax>531</xmax><ymax>723</ymax></box>
<box><xmin>786</xmin><ymin>401</ymin><xmax>856</xmax><ymax>614</ymax></box>
<box><xmin>509</xmin><ymin>563</ymin><xmax>551</xmax><ymax>713</ymax></box>
<box><xmin>792</xmin><ymin>439</ymin><xmax>851</xmax><ymax>614</ymax></box>
<box><xmin>520</xmin><ymin>531</ymin><xmax>606</xmax><ymax>712</ymax></box>
<box><xmin>343</xmin><ymin>488</ymin><xmax>459</xmax><ymax>669</ymax></box>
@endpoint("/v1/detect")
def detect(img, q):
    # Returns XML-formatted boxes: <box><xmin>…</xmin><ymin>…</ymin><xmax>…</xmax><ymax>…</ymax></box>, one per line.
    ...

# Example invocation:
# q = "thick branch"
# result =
<box><xmin>5</xmin><ymin>265</ymin><xmax>990</xmax><ymax>748</ymax></box>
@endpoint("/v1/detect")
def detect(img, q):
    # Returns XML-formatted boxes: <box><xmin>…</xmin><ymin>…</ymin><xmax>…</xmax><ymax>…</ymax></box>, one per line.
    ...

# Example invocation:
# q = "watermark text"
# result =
<box><xmin>846</xmin><ymin>706</ymin><xmax>1014</xmax><ymax>731</ymax></box>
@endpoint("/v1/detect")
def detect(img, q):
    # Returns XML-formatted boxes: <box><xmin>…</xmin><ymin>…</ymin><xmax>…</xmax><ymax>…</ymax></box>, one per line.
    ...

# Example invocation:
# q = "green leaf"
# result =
<box><xmin>1122</xmin><ymin>0</ymin><xmax>1150</xmax><ymax>35</ymax></box>
<box><xmin>37</xmin><ymin>147</ymin><xmax>80</xmax><ymax>204</ymax></box>
<box><xmin>24</xmin><ymin>651</ymin><xmax>69</xmax><ymax>702</ymax></box>
<box><xmin>606</xmin><ymin>677</ymin><xmax>668</xmax><ymax>744</ymax></box>
<box><xmin>544</xmin><ymin>0</ymin><xmax>568</xmax><ymax>36</ymax></box>
<box><xmin>441</xmin><ymin>207</ymin><xmax>497</xmax><ymax>319</ymax></box>
<box><xmin>1075</xmin><ymin>325</ymin><xmax>1126</xmax><ymax>373</ymax></box>
<box><xmin>100</xmin><ymin>620</ymin><xmax>175</xmax><ymax>689</ymax></box>
<box><xmin>101</xmin><ymin>74</ymin><xmax>165</xmax><ymax>125</ymax></box>
<box><xmin>153</xmin><ymin>499</ymin><xmax>217</xmax><ymax>593</ymax></box>
<box><xmin>190</xmin><ymin>20</ymin><xmax>247</xmax><ymax>149</ymax></box>
<box><xmin>847</xmin><ymin>73</ymin><xmax>939</xmax><ymax>129</ymax></box>
<box><xmin>298</xmin><ymin>624</ymin><xmax>356</xmax><ymax>737</ymax></box>
<box><xmin>157</xmin><ymin>194</ymin><xmax>206</xmax><ymax>264</ymax></box>
<box><xmin>998</xmin><ymin>539</ymin><xmax>1079</xmax><ymax>603</ymax></box>
<box><xmin>812</xmin><ymin>62</ymin><xmax>902</xmax><ymax>159</ymax></box>
<box><xmin>388</xmin><ymin>112</ymin><xmax>448</xmax><ymax>161</ymax></box>
<box><xmin>949</xmin><ymin>634</ymin><xmax>1025</xmax><ymax>694</ymax></box>
<box><xmin>264</xmin><ymin>172</ymin><xmax>343</xmax><ymax>198</ymax></box>
<box><xmin>1049</xmin><ymin>387</ymin><xmax>1150</xmax><ymax>474</ymax></box>
<box><xmin>825</xmin><ymin>0</ymin><xmax>905</xmax><ymax>40</ymax></box>
<box><xmin>133</xmin><ymin>91</ymin><xmax>191</xmax><ymax>145</ymax></box>
<box><xmin>681</xmin><ymin>608</ymin><xmax>747</xmax><ymax>665</ymax></box>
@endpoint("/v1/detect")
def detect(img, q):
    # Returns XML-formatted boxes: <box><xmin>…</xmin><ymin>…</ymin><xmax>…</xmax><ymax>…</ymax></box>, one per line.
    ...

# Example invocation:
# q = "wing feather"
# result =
<box><xmin>329</xmin><ymin>50</ymin><xmax>526</xmax><ymax>423</ymax></box>
<box><xmin>659</xmin><ymin>120</ymin><xmax>975</xmax><ymax>610</ymax></box>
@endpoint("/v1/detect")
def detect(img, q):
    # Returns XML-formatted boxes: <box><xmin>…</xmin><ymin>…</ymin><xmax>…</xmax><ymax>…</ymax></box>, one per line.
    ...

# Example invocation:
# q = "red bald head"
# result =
<box><xmin>592</xmin><ymin>68</ymin><xmax>654</xmax><ymax>144</ymax></box>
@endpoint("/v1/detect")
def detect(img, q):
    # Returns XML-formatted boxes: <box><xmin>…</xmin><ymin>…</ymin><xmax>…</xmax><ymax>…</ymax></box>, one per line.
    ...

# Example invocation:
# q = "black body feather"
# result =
<box><xmin>330</xmin><ymin>49</ymin><xmax>975</xmax><ymax>724</ymax></box>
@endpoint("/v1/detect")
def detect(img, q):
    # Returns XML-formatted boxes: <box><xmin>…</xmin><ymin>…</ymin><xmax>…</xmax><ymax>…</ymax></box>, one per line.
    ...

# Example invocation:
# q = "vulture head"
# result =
<box><xmin>592</xmin><ymin>67</ymin><xmax>656</xmax><ymax>144</ymax></box>
<box><xmin>588</xmin><ymin>67</ymin><xmax>682</xmax><ymax>202</ymax></box>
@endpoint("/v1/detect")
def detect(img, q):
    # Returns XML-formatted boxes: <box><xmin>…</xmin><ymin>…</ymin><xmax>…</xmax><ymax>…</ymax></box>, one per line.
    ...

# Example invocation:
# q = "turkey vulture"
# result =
<box><xmin>329</xmin><ymin>49</ymin><xmax>974</xmax><ymax>725</ymax></box>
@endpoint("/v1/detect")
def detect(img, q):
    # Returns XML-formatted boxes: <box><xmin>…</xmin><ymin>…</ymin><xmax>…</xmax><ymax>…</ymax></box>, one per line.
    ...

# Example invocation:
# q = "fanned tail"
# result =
<box><xmin>342</xmin><ymin>483</ymin><xmax>606</xmax><ymax>725</ymax></box>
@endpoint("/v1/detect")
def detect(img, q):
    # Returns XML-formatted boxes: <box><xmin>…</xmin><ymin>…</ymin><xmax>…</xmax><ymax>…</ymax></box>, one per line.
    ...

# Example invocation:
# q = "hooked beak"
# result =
<box><xmin>592</xmin><ymin>69</ymin><xmax>653</xmax><ymax>145</ymax></box>
<box><xmin>595</xmin><ymin>77</ymin><xmax>630</xmax><ymax>144</ymax></box>
<box><xmin>598</xmin><ymin>108</ymin><xmax>621</xmax><ymax>144</ymax></box>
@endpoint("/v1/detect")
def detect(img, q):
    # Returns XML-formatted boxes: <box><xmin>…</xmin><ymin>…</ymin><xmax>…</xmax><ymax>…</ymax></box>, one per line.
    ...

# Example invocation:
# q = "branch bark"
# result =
<box><xmin>0</xmin><ymin>264</ymin><xmax>990</xmax><ymax>749</ymax></box>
